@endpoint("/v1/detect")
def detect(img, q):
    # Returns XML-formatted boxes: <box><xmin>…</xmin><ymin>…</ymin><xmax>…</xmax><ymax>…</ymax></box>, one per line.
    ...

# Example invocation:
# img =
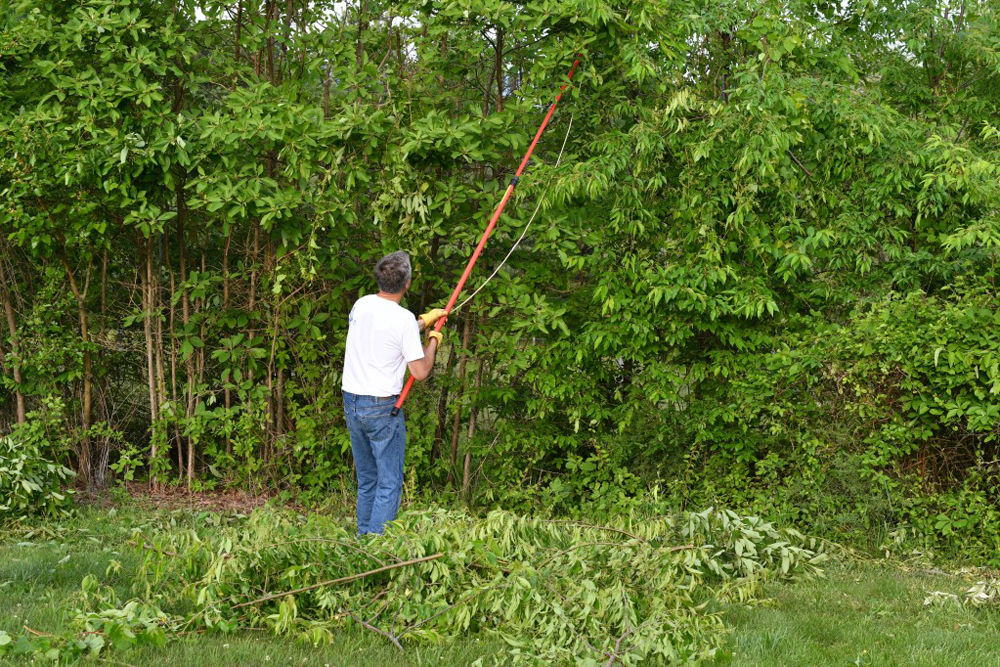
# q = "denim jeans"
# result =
<box><xmin>343</xmin><ymin>391</ymin><xmax>406</xmax><ymax>535</ymax></box>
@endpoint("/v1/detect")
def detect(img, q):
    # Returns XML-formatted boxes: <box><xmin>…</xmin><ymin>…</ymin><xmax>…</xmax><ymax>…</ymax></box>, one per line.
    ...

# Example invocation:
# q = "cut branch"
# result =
<box><xmin>231</xmin><ymin>553</ymin><xmax>444</xmax><ymax>609</ymax></box>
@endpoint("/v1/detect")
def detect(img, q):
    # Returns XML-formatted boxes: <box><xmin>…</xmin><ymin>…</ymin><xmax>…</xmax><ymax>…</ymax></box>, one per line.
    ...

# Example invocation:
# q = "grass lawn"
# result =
<box><xmin>717</xmin><ymin>562</ymin><xmax>1000</xmax><ymax>666</ymax></box>
<box><xmin>2</xmin><ymin>501</ymin><xmax>999</xmax><ymax>665</ymax></box>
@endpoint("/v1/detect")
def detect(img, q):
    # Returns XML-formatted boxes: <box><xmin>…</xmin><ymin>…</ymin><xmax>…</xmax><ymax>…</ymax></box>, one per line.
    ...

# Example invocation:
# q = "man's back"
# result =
<box><xmin>342</xmin><ymin>294</ymin><xmax>423</xmax><ymax>398</ymax></box>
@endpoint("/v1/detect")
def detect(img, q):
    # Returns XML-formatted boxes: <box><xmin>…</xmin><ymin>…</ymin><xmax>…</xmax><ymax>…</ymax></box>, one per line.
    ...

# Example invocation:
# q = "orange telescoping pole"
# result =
<box><xmin>391</xmin><ymin>57</ymin><xmax>582</xmax><ymax>416</ymax></box>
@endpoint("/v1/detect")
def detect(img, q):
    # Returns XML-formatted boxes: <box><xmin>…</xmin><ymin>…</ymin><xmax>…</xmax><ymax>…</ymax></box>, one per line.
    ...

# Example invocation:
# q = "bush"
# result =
<box><xmin>0</xmin><ymin>400</ymin><xmax>76</xmax><ymax>523</ymax></box>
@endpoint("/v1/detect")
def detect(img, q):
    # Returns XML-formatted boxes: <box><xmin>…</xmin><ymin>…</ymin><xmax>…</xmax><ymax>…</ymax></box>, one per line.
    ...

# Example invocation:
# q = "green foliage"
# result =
<box><xmin>0</xmin><ymin>572</ymin><xmax>178</xmax><ymax>664</ymax></box>
<box><xmin>2</xmin><ymin>0</ymin><xmax>1000</xmax><ymax>562</ymax></box>
<box><xmin>0</xmin><ymin>399</ymin><xmax>75</xmax><ymax>523</ymax></box>
<box><xmin>13</xmin><ymin>504</ymin><xmax>999</xmax><ymax>667</ymax></box>
<box><xmin>16</xmin><ymin>505</ymin><xmax>820</xmax><ymax>665</ymax></box>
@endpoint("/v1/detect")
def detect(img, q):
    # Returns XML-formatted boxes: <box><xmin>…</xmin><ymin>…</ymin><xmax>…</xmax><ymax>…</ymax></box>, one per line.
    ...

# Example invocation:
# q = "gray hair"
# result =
<box><xmin>374</xmin><ymin>251</ymin><xmax>412</xmax><ymax>294</ymax></box>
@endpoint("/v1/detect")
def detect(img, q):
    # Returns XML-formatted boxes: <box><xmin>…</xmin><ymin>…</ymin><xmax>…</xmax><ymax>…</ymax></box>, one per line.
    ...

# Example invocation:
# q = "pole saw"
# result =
<box><xmin>391</xmin><ymin>56</ymin><xmax>582</xmax><ymax>417</ymax></box>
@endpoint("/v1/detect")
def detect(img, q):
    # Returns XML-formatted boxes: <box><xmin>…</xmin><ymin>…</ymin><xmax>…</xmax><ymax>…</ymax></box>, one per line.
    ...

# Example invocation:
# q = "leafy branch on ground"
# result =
<box><xmin>0</xmin><ymin>505</ymin><xmax>825</xmax><ymax>665</ymax></box>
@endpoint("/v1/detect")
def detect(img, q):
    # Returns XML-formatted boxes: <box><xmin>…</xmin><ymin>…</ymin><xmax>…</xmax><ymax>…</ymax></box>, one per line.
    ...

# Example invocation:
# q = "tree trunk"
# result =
<box><xmin>154</xmin><ymin>235</ymin><xmax>169</xmax><ymax>487</ymax></box>
<box><xmin>265</xmin><ymin>0</ymin><xmax>276</xmax><ymax>84</ymax></box>
<box><xmin>235</xmin><ymin>0</ymin><xmax>243</xmax><ymax>65</ymax></box>
<box><xmin>94</xmin><ymin>248</ymin><xmax>110</xmax><ymax>487</ymax></box>
<box><xmin>190</xmin><ymin>250</ymin><xmax>207</xmax><ymax>486</ymax></box>
<box><xmin>266</xmin><ymin>300</ymin><xmax>280</xmax><ymax>458</ymax></box>
<box><xmin>356</xmin><ymin>0</ymin><xmax>367</xmax><ymax>69</ymax></box>
<box><xmin>222</xmin><ymin>229</ymin><xmax>232</xmax><ymax>455</ymax></box>
<box><xmin>281</xmin><ymin>0</ymin><xmax>292</xmax><ymax>86</ymax></box>
<box><xmin>142</xmin><ymin>237</ymin><xmax>159</xmax><ymax>489</ymax></box>
<box><xmin>495</xmin><ymin>27</ymin><xmax>504</xmax><ymax>113</ymax></box>
<box><xmin>62</xmin><ymin>256</ymin><xmax>92</xmax><ymax>488</ymax></box>
<box><xmin>177</xmin><ymin>212</ymin><xmax>197</xmax><ymax>488</ymax></box>
<box><xmin>462</xmin><ymin>358</ymin><xmax>485</xmax><ymax>502</ymax></box>
<box><xmin>431</xmin><ymin>339</ymin><xmax>458</xmax><ymax>464</ymax></box>
<box><xmin>448</xmin><ymin>314</ymin><xmax>473</xmax><ymax>486</ymax></box>
<box><xmin>0</xmin><ymin>254</ymin><xmax>26</xmax><ymax>424</ymax></box>
<box><xmin>167</xmin><ymin>234</ymin><xmax>183</xmax><ymax>480</ymax></box>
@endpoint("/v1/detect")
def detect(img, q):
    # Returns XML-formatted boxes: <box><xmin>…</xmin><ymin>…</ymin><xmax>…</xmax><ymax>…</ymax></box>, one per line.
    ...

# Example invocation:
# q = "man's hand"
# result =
<box><xmin>426</xmin><ymin>331</ymin><xmax>443</xmax><ymax>346</ymax></box>
<box><xmin>418</xmin><ymin>308</ymin><xmax>447</xmax><ymax>331</ymax></box>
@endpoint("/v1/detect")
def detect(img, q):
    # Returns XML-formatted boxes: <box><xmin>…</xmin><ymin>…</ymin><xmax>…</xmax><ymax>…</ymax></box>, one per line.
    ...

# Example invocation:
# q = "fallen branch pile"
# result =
<box><xmin>121</xmin><ymin>506</ymin><xmax>826</xmax><ymax>664</ymax></box>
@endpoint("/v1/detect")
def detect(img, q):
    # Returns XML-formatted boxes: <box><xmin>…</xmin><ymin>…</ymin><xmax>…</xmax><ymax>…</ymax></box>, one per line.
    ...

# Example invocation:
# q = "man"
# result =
<box><xmin>342</xmin><ymin>250</ymin><xmax>446</xmax><ymax>535</ymax></box>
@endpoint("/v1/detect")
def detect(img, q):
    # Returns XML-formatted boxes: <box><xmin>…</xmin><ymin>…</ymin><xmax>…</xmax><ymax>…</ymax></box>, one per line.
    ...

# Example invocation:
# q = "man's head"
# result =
<box><xmin>374</xmin><ymin>250</ymin><xmax>412</xmax><ymax>294</ymax></box>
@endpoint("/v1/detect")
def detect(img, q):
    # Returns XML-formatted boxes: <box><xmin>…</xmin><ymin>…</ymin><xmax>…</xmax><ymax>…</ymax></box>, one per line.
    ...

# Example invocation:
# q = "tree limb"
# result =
<box><xmin>231</xmin><ymin>552</ymin><xmax>444</xmax><ymax>609</ymax></box>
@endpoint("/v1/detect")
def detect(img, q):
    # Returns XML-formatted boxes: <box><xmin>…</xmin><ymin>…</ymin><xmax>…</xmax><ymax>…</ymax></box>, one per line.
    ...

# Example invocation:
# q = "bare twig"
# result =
<box><xmin>231</xmin><ymin>553</ymin><xmax>444</xmax><ymax>609</ymax></box>
<box><xmin>23</xmin><ymin>625</ymin><xmax>56</xmax><ymax>638</ymax></box>
<box><xmin>787</xmin><ymin>149</ymin><xmax>813</xmax><ymax>178</ymax></box>
<box><xmin>347</xmin><ymin>611</ymin><xmax>404</xmax><ymax>651</ymax></box>
<box><xmin>604</xmin><ymin>625</ymin><xmax>637</xmax><ymax>667</ymax></box>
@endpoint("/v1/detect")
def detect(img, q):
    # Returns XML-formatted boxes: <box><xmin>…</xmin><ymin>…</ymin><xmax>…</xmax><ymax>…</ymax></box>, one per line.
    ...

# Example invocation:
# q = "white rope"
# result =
<box><xmin>450</xmin><ymin>113</ymin><xmax>574</xmax><ymax>314</ymax></box>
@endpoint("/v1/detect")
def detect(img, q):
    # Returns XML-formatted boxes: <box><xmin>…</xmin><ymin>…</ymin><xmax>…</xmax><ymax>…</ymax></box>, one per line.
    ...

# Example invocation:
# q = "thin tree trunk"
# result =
<box><xmin>61</xmin><ymin>255</ymin><xmax>92</xmax><ymax>487</ymax></box>
<box><xmin>462</xmin><ymin>328</ymin><xmax>485</xmax><ymax>500</ymax></box>
<box><xmin>168</xmin><ymin>243</ymin><xmax>183</xmax><ymax>481</ymax></box>
<box><xmin>248</xmin><ymin>222</ymin><xmax>259</xmax><ymax>313</ymax></box>
<box><xmin>154</xmin><ymin>235</ymin><xmax>169</xmax><ymax>487</ymax></box>
<box><xmin>142</xmin><ymin>238</ymin><xmax>159</xmax><ymax>489</ymax></box>
<box><xmin>448</xmin><ymin>314</ymin><xmax>472</xmax><ymax>486</ymax></box>
<box><xmin>95</xmin><ymin>248</ymin><xmax>109</xmax><ymax>487</ymax></box>
<box><xmin>276</xmin><ymin>366</ymin><xmax>285</xmax><ymax>437</ymax></box>
<box><xmin>100</xmin><ymin>249</ymin><xmax>108</xmax><ymax>330</ymax></box>
<box><xmin>235</xmin><ymin>0</ymin><xmax>243</xmax><ymax>65</ymax></box>
<box><xmin>265</xmin><ymin>0</ymin><xmax>276</xmax><ymax>84</ymax></box>
<box><xmin>266</xmin><ymin>301</ymin><xmax>279</xmax><ymax>458</ymax></box>
<box><xmin>356</xmin><ymin>0</ymin><xmax>367</xmax><ymax>69</ymax></box>
<box><xmin>281</xmin><ymin>0</ymin><xmax>292</xmax><ymax>86</ymax></box>
<box><xmin>0</xmin><ymin>254</ymin><xmax>26</xmax><ymax>424</ymax></box>
<box><xmin>222</xmin><ymin>229</ymin><xmax>232</xmax><ymax>455</ymax></box>
<box><xmin>437</xmin><ymin>32</ymin><xmax>447</xmax><ymax>89</ymax></box>
<box><xmin>324</xmin><ymin>62</ymin><xmax>331</xmax><ymax>118</ymax></box>
<box><xmin>177</xmin><ymin>213</ymin><xmax>196</xmax><ymax>487</ymax></box>
<box><xmin>190</xmin><ymin>250</ymin><xmax>207</xmax><ymax>485</ymax></box>
<box><xmin>395</xmin><ymin>24</ymin><xmax>404</xmax><ymax>79</ymax></box>
<box><xmin>495</xmin><ymin>27</ymin><xmax>504</xmax><ymax>113</ymax></box>
<box><xmin>431</xmin><ymin>340</ymin><xmax>458</xmax><ymax>464</ymax></box>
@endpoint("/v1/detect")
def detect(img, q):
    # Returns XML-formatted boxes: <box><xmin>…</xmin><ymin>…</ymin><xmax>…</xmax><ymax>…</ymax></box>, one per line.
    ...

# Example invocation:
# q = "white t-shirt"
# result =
<box><xmin>342</xmin><ymin>294</ymin><xmax>425</xmax><ymax>397</ymax></box>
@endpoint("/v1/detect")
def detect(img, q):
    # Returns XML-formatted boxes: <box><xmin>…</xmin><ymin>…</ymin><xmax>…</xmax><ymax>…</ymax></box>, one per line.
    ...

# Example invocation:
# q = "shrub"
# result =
<box><xmin>0</xmin><ymin>400</ymin><xmax>76</xmax><ymax>523</ymax></box>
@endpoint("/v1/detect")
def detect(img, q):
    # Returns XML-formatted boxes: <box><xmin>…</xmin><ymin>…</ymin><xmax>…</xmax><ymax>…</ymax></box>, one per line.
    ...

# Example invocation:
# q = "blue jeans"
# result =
<box><xmin>343</xmin><ymin>391</ymin><xmax>406</xmax><ymax>535</ymax></box>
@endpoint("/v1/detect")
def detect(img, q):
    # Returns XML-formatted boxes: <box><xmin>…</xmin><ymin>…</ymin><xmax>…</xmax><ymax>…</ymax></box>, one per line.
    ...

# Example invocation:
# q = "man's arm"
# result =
<box><xmin>406</xmin><ymin>333</ymin><xmax>440</xmax><ymax>381</ymax></box>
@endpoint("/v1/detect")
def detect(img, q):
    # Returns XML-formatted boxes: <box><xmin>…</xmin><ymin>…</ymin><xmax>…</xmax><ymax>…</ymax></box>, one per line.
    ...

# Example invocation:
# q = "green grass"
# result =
<box><xmin>716</xmin><ymin>563</ymin><xmax>1000</xmax><ymax>666</ymax></box>
<box><xmin>3</xmin><ymin>502</ymin><xmax>1000</xmax><ymax>665</ymax></box>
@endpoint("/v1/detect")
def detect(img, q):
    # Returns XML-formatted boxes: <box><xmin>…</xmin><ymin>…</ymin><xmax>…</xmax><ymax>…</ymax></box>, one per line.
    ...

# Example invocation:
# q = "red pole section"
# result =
<box><xmin>392</xmin><ymin>57</ymin><xmax>581</xmax><ymax>416</ymax></box>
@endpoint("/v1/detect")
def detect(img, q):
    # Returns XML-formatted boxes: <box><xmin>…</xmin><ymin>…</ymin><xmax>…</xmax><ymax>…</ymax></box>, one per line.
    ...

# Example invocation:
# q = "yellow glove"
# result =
<box><xmin>426</xmin><ymin>331</ymin><xmax>443</xmax><ymax>346</ymax></box>
<box><xmin>418</xmin><ymin>308</ymin><xmax>448</xmax><ymax>329</ymax></box>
